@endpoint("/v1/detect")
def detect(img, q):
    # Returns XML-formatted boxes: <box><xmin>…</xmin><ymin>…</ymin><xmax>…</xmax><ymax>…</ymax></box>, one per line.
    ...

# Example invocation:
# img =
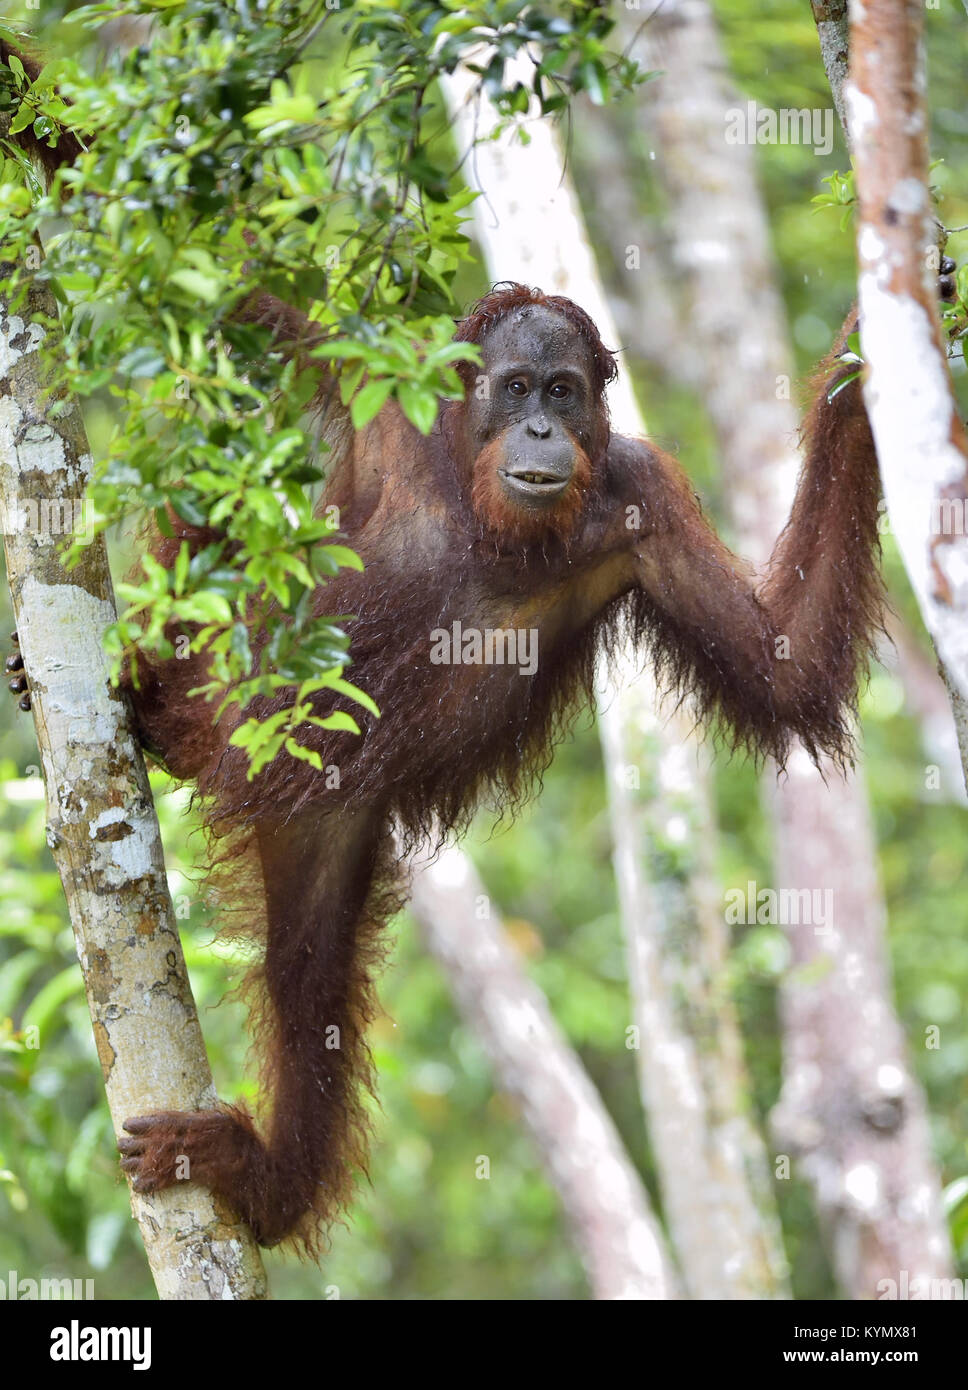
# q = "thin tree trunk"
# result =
<box><xmin>598</xmin><ymin>669</ymin><xmax>790</xmax><ymax>1299</ymax></box>
<box><xmin>0</xmin><ymin>265</ymin><xmax>266</xmax><ymax>1299</ymax></box>
<box><xmin>847</xmin><ymin>0</ymin><xmax>968</xmax><ymax>703</ymax></box>
<box><xmin>813</xmin><ymin>0</ymin><xmax>968</xmax><ymax>799</ymax></box>
<box><xmin>408</xmin><ymin>842</ymin><xmax>676</xmax><ymax>1300</ymax></box>
<box><xmin>811</xmin><ymin>0</ymin><xmax>850</xmax><ymax>134</ymax></box>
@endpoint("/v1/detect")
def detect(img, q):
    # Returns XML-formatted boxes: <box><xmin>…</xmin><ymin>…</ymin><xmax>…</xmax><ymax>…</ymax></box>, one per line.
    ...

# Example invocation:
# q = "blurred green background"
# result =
<box><xmin>2</xmin><ymin>0</ymin><xmax>967</xmax><ymax>1299</ymax></box>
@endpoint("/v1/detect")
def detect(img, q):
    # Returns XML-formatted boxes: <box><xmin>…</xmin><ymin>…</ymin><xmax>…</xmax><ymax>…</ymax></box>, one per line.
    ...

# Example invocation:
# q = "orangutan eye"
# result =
<box><xmin>507</xmin><ymin>378</ymin><xmax>530</xmax><ymax>398</ymax></box>
<box><xmin>548</xmin><ymin>381</ymin><xmax>571</xmax><ymax>400</ymax></box>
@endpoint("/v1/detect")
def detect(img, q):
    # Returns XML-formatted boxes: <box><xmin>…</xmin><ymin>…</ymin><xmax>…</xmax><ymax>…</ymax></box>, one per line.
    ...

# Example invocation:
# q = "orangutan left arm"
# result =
<box><xmin>615</xmin><ymin>330</ymin><xmax>882</xmax><ymax>768</ymax></box>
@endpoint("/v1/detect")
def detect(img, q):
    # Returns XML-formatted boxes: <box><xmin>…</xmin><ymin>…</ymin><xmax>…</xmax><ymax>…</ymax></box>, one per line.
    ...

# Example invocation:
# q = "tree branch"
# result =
<box><xmin>847</xmin><ymin>0</ymin><xmax>968</xmax><ymax>702</ymax></box>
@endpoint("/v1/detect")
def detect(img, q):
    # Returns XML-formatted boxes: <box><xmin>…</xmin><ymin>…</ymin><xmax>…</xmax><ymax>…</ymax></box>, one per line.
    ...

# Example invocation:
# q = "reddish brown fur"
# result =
<box><xmin>452</xmin><ymin>281</ymin><xmax>619</xmax><ymax>397</ymax></box>
<box><xmin>111</xmin><ymin>286</ymin><xmax>885</xmax><ymax>1254</ymax></box>
<box><xmin>1</xmin><ymin>43</ymin><xmax>893</xmax><ymax>1264</ymax></box>
<box><xmin>471</xmin><ymin>432</ymin><xmax>593</xmax><ymax>543</ymax></box>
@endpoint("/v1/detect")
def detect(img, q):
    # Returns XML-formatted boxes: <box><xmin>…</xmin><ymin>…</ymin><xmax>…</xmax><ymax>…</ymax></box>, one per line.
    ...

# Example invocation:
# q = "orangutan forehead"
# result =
<box><xmin>478</xmin><ymin>305</ymin><xmax>595</xmax><ymax>376</ymax></box>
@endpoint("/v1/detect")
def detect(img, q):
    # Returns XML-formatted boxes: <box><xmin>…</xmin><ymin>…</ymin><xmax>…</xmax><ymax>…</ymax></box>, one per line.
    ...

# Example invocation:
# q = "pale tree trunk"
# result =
<box><xmin>598</xmin><ymin>674</ymin><xmax>790</xmax><ymax>1299</ymax></box>
<box><xmin>408</xmin><ymin>843</ymin><xmax>676</xmax><ymax>1300</ymax></box>
<box><xmin>604</xmin><ymin>0</ymin><xmax>952</xmax><ymax>1298</ymax></box>
<box><xmin>440</xmin><ymin>61</ymin><xmax>789</xmax><ymax>1300</ymax></box>
<box><xmin>770</xmin><ymin>756</ymin><xmax>951</xmax><ymax>1295</ymax></box>
<box><xmin>0</xmin><ymin>265</ymin><xmax>266</xmax><ymax>1299</ymax></box>
<box><xmin>847</xmin><ymin>0</ymin><xmax>968</xmax><ymax>703</ymax></box>
<box><xmin>813</xmin><ymin>0</ymin><xmax>968</xmax><ymax>798</ymax></box>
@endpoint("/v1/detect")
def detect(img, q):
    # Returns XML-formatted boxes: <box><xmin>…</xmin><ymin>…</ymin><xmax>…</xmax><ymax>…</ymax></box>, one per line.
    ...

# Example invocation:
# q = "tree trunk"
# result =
<box><xmin>409</xmin><ymin>842</ymin><xmax>677</xmax><ymax>1300</ymax></box>
<box><xmin>0</xmin><ymin>264</ymin><xmax>266</xmax><ymax>1299</ymax></box>
<box><xmin>847</xmin><ymin>0</ymin><xmax>968</xmax><ymax>704</ymax></box>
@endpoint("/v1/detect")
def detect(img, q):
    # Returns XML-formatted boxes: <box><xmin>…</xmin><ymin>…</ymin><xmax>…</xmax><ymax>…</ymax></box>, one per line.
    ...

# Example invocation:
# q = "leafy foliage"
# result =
<box><xmin>810</xmin><ymin>167</ymin><xmax>855</xmax><ymax>229</ymax></box>
<box><xmin>0</xmin><ymin>0</ymin><xmax>639</xmax><ymax>772</ymax></box>
<box><xmin>3</xmin><ymin>0</ymin><xmax>966</xmax><ymax>1303</ymax></box>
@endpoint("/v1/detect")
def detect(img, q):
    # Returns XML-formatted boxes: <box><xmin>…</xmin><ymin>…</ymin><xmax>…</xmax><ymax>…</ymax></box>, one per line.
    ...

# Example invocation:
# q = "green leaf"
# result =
<box><xmin>580</xmin><ymin>60</ymin><xmax>608</xmax><ymax>106</ymax></box>
<box><xmin>7</xmin><ymin>102</ymin><xmax>34</xmax><ymax>137</ymax></box>
<box><xmin>828</xmin><ymin>369</ymin><xmax>861</xmax><ymax>402</ymax></box>
<box><xmin>54</xmin><ymin>271</ymin><xmax>98</xmax><ymax>294</ymax></box>
<box><xmin>313</xmin><ymin>672</ymin><xmax>380</xmax><ymax>719</ymax></box>
<box><xmin>319</xmin><ymin>544</ymin><xmax>364</xmax><ymax>572</ymax></box>
<box><xmin>398</xmin><ymin>381</ymin><xmax>438</xmax><ymax>435</ymax></box>
<box><xmin>311</xmin><ymin>709</ymin><xmax>361</xmax><ymax>735</ymax></box>
<box><xmin>284</xmin><ymin>738</ymin><xmax>323</xmax><ymax>769</ymax></box>
<box><xmin>169</xmin><ymin>268</ymin><xmax>222</xmax><ymax>304</ymax></box>
<box><xmin>119</xmin><ymin>345</ymin><xmax>167</xmax><ymax>378</ymax></box>
<box><xmin>350</xmin><ymin>378</ymin><xmax>394</xmax><ymax>430</ymax></box>
<box><xmin>176</xmin><ymin>592</ymin><xmax>233</xmax><ymax>624</ymax></box>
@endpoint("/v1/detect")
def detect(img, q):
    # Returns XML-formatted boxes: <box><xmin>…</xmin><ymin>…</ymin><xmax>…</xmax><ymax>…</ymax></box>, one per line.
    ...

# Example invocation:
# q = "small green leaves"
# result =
<box><xmin>811</xmin><ymin>169</ymin><xmax>857</xmax><ymax>231</ymax></box>
<box><xmin>827</xmin><ymin>370</ymin><xmax>861</xmax><ymax>403</ymax></box>
<box><xmin>351</xmin><ymin>378</ymin><xmax>394</xmax><ymax>429</ymax></box>
<box><xmin>228</xmin><ymin>671</ymin><xmax>375</xmax><ymax>779</ymax></box>
<box><xmin>397</xmin><ymin>381</ymin><xmax>438</xmax><ymax>434</ymax></box>
<box><xmin>317</xmin><ymin>319</ymin><xmax>480</xmax><ymax>435</ymax></box>
<box><xmin>245</xmin><ymin>79</ymin><xmax>318</xmax><ymax>136</ymax></box>
<box><xmin>0</xmin><ymin>0</ymin><xmax>641</xmax><ymax>777</ymax></box>
<box><xmin>839</xmin><ymin>332</ymin><xmax>863</xmax><ymax>366</ymax></box>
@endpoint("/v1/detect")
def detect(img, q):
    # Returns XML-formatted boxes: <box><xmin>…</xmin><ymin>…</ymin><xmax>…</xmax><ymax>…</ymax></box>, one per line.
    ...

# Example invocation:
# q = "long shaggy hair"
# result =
<box><xmin>120</xmin><ymin>285</ymin><xmax>885</xmax><ymax>1253</ymax></box>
